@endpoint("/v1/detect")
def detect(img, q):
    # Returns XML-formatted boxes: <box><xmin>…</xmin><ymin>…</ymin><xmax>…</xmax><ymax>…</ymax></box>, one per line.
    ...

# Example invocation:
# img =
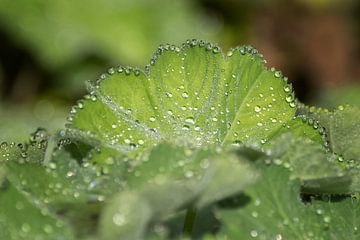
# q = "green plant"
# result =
<box><xmin>1</xmin><ymin>40</ymin><xmax>359</xmax><ymax>240</ymax></box>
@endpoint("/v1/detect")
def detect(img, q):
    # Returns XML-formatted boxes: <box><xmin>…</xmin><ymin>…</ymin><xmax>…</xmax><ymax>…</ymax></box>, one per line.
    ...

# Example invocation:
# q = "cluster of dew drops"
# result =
<box><xmin>0</xmin><ymin>41</ymin><xmax>358</xmax><ymax>239</ymax></box>
<box><xmin>0</xmin><ymin>128</ymin><xmax>49</xmax><ymax>162</ymax></box>
<box><xmin>64</xmin><ymin>39</ymin><xmax>305</xmax><ymax>149</ymax></box>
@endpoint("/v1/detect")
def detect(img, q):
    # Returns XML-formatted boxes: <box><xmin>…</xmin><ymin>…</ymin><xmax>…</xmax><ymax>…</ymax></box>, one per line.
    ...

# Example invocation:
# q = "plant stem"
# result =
<box><xmin>182</xmin><ymin>207</ymin><xmax>197</xmax><ymax>236</ymax></box>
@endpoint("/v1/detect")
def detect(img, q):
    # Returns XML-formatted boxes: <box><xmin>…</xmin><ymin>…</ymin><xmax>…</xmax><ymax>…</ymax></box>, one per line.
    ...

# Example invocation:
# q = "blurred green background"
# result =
<box><xmin>0</xmin><ymin>0</ymin><xmax>359</xmax><ymax>142</ymax></box>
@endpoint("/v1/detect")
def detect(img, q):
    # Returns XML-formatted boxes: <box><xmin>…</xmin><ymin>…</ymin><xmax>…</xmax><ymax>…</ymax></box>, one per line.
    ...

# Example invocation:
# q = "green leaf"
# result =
<box><xmin>0</xmin><ymin>134</ymin><xmax>135</xmax><ymax>209</ymax></box>
<box><xmin>99</xmin><ymin>143</ymin><xmax>258</xmax><ymax>240</ymax></box>
<box><xmin>67</xmin><ymin>41</ymin><xmax>321</xmax><ymax>155</ymax></box>
<box><xmin>0</xmin><ymin>175</ymin><xmax>75</xmax><ymax>240</ymax></box>
<box><xmin>297</xmin><ymin>105</ymin><xmax>360</xmax><ymax>192</ymax></box>
<box><xmin>0</xmin><ymin>132</ymin><xmax>130</xmax><ymax>238</ymax></box>
<box><xmin>300</xmin><ymin>106</ymin><xmax>360</xmax><ymax>161</ymax></box>
<box><xmin>269</xmin><ymin>133</ymin><xmax>351</xmax><ymax>194</ymax></box>
<box><xmin>1</xmin><ymin>134</ymin><xmax>96</xmax><ymax>205</ymax></box>
<box><xmin>311</xmin><ymin>196</ymin><xmax>360</xmax><ymax>240</ymax></box>
<box><xmin>216</xmin><ymin>164</ymin><xmax>360</xmax><ymax>240</ymax></box>
<box><xmin>100</xmin><ymin>192</ymin><xmax>152</xmax><ymax>240</ymax></box>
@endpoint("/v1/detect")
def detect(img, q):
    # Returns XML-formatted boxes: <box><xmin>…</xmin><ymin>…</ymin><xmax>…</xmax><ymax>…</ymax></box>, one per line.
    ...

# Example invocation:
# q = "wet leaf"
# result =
<box><xmin>67</xmin><ymin>41</ymin><xmax>321</xmax><ymax>156</ymax></box>
<box><xmin>99</xmin><ymin>143</ymin><xmax>258</xmax><ymax>240</ymax></box>
<box><xmin>216</xmin><ymin>164</ymin><xmax>360</xmax><ymax>240</ymax></box>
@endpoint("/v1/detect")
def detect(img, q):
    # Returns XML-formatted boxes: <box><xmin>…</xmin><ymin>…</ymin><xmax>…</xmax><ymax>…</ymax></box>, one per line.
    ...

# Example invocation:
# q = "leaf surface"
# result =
<box><xmin>0</xmin><ymin>170</ymin><xmax>75</xmax><ymax>240</ymax></box>
<box><xmin>67</xmin><ymin>42</ymin><xmax>321</xmax><ymax>155</ymax></box>
<box><xmin>99</xmin><ymin>143</ymin><xmax>258</xmax><ymax>240</ymax></box>
<box><xmin>216</xmin><ymin>164</ymin><xmax>360</xmax><ymax>240</ymax></box>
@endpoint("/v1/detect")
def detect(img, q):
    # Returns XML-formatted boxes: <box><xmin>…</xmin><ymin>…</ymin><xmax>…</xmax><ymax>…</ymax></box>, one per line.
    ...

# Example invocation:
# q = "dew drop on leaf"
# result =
<box><xmin>182</xmin><ymin>92</ymin><xmax>189</xmax><ymax>98</ymax></box>
<box><xmin>185</xmin><ymin>117</ymin><xmax>195</xmax><ymax>125</ymax></box>
<box><xmin>250</xmin><ymin>230</ymin><xmax>258</xmax><ymax>237</ymax></box>
<box><xmin>323</xmin><ymin>216</ymin><xmax>331</xmax><ymax>223</ymax></box>
<box><xmin>185</xmin><ymin>170</ymin><xmax>194</xmax><ymax>178</ymax></box>
<box><xmin>113</xmin><ymin>213</ymin><xmax>126</xmax><ymax>226</ymax></box>
<box><xmin>274</xmin><ymin>71</ymin><xmax>282</xmax><ymax>78</ymax></box>
<box><xmin>21</xmin><ymin>223</ymin><xmax>31</xmax><ymax>233</ymax></box>
<box><xmin>200</xmin><ymin>158</ymin><xmax>210</xmax><ymax>169</ymax></box>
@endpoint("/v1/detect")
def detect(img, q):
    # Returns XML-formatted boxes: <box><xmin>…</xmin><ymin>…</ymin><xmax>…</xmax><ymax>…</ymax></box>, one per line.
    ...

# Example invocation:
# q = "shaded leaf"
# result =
<box><xmin>0</xmin><ymin>176</ymin><xmax>75</xmax><ymax>240</ymax></box>
<box><xmin>99</xmin><ymin>143</ymin><xmax>258</xmax><ymax>240</ymax></box>
<box><xmin>299</xmin><ymin>105</ymin><xmax>360</xmax><ymax>161</ymax></box>
<box><xmin>216</xmin><ymin>164</ymin><xmax>360</xmax><ymax>240</ymax></box>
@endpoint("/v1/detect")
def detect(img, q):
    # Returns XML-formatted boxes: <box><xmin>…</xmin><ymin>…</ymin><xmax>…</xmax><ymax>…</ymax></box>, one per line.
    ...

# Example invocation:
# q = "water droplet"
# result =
<box><xmin>200</xmin><ymin>158</ymin><xmax>210</xmax><ymax>169</ymax></box>
<box><xmin>285</xmin><ymin>95</ymin><xmax>293</xmax><ymax>103</ymax></box>
<box><xmin>275</xmin><ymin>234</ymin><xmax>283</xmax><ymax>240</ymax></box>
<box><xmin>66</xmin><ymin>171</ymin><xmax>75</xmax><ymax>178</ymax></box>
<box><xmin>190</xmin><ymin>39</ymin><xmax>198</xmax><ymax>47</ymax></box>
<box><xmin>43</xmin><ymin>224</ymin><xmax>53</xmax><ymax>234</ymax></box>
<box><xmin>274</xmin><ymin>71</ymin><xmax>282</xmax><ymax>78</ymax></box>
<box><xmin>182</xmin><ymin>92</ymin><xmax>189</xmax><ymax>98</ymax></box>
<box><xmin>289</xmin><ymin>102</ymin><xmax>296</xmax><ymax>108</ymax></box>
<box><xmin>212</xmin><ymin>117</ymin><xmax>218</xmax><ymax>122</ymax></box>
<box><xmin>149</xmin><ymin>116</ymin><xmax>156</xmax><ymax>122</ymax></box>
<box><xmin>323</xmin><ymin>216</ymin><xmax>331</xmax><ymax>223</ymax></box>
<box><xmin>185</xmin><ymin>117</ymin><xmax>195</xmax><ymax>125</ymax></box>
<box><xmin>185</xmin><ymin>170</ymin><xmax>194</xmax><ymax>178</ymax></box>
<box><xmin>240</xmin><ymin>47</ymin><xmax>246</xmax><ymax>55</ymax></box>
<box><xmin>182</xmin><ymin>125</ymin><xmax>190</xmax><ymax>131</ymax></box>
<box><xmin>250</xmin><ymin>230</ymin><xmax>258</xmax><ymax>237</ymax></box>
<box><xmin>125</xmin><ymin>68</ymin><xmax>132</xmax><ymax>75</ymax></box>
<box><xmin>113</xmin><ymin>213</ymin><xmax>126</xmax><ymax>226</ymax></box>
<box><xmin>21</xmin><ymin>223</ymin><xmax>31</xmax><ymax>233</ymax></box>
<box><xmin>117</xmin><ymin>66</ymin><xmax>124</xmax><ymax>73</ymax></box>
<box><xmin>254</xmin><ymin>106</ymin><xmax>261</xmax><ymax>113</ymax></box>
<box><xmin>21</xmin><ymin>152</ymin><xmax>27</xmax><ymax>158</ymax></box>
<box><xmin>283</xmin><ymin>85</ymin><xmax>291</xmax><ymax>93</ymax></box>
<box><xmin>273</xmin><ymin>158</ymin><xmax>282</xmax><ymax>165</ymax></box>
<box><xmin>212</xmin><ymin>46</ymin><xmax>220</xmax><ymax>54</ymax></box>
<box><xmin>316</xmin><ymin>209</ymin><xmax>323</xmax><ymax>215</ymax></box>
<box><xmin>49</xmin><ymin>162</ymin><xmax>57</xmax><ymax>169</ymax></box>
<box><xmin>227</xmin><ymin>50</ymin><xmax>233</xmax><ymax>57</ymax></box>
<box><xmin>165</xmin><ymin>92</ymin><xmax>173</xmax><ymax>98</ymax></box>
<box><xmin>107</xmin><ymin>68</ymin><xmax>115</xmax><ymax>75</ymax></box>
<box><xmin>0</xmin><ymin>142</ymin><xmax>8</xmax><ymax>149</ymax></box>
